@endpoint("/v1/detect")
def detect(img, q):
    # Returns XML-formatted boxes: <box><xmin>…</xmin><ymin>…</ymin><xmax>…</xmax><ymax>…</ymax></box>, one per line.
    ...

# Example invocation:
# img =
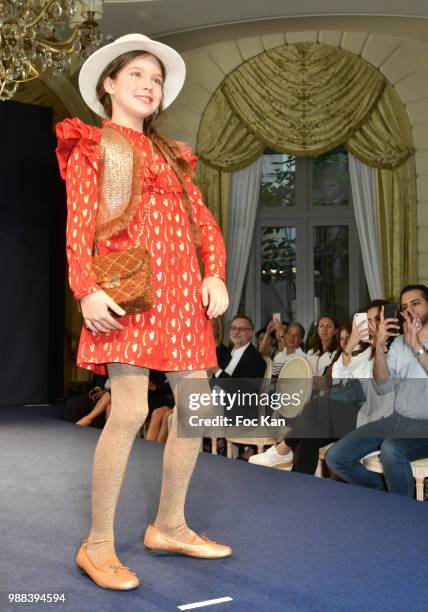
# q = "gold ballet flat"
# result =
<box><xmin>75</xmin><ymin>540</ymin><xmax>140</xmax><ymax>590</ymax></box>
<box><xmin>144</xmin><ymin>524</ymin><xmax>232</xmax><ymax>559</ymax></box>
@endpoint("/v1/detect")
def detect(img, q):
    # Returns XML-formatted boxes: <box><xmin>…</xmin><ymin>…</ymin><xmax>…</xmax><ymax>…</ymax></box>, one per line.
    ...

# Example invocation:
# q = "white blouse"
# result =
<box><xmin>332</xmin><ymin>347</ymin><xmax>394</xmax><ymax>427</ymax></box>
<box><xmin>306</xmin><ymin>349</ymin><xmax>336</xmax><ymax>376</ymax></box>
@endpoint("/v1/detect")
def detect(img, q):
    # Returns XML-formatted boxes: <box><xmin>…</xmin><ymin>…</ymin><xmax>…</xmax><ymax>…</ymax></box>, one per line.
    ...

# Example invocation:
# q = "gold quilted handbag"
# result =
<box><xmin>92</xmin><ymin>247</ymin><xmax>154</xmax><ymax>314</ymax></box>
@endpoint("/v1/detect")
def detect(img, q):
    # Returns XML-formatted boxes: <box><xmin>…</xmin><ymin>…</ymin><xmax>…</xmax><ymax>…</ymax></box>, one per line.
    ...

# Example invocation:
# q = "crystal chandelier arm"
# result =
<box><xmin>25</xmin><ymin>0</ymin><xmax>61</xmax><ymax>29</ymax></box>
<box><xmin>35</xmin><ymin>22</ymin><xmax>96</xmax><ymax>54</ymax></box>
<box><xmin>11</xmin><ymin>61</ymin><xmax>40</xmax><ymax>83</ymax></box>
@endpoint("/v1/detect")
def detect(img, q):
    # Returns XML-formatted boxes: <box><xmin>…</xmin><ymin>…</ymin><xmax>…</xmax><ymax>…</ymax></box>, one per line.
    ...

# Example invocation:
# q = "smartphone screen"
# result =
<box><xmin>383</xmin><ymin>303</ymin><xmax>397</xmax><ymax>320</ymax></box>
<box><xmin>272</xmin><ymin>312</ymin><xmax>281</xmax><ymax>322</ymax></box>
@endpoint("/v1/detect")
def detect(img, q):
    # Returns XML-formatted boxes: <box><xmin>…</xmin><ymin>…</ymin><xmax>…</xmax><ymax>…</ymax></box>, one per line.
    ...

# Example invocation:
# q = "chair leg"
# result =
<box><xmin>415</xmin><ymin>477</ymin><xmax>424</xmax><ymax>501</ymax></box>
<box><xmin>315</xmin><ymin>458</ymin><xmax>323</xmax><ymax>478</ymax></box>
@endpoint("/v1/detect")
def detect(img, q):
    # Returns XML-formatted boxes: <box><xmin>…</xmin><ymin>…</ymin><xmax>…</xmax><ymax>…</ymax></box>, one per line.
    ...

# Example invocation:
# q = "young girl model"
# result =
<box><xmin>56</xmin><ymin>33</ymin><xmax>230</xmax><ymax>591</ymax></box>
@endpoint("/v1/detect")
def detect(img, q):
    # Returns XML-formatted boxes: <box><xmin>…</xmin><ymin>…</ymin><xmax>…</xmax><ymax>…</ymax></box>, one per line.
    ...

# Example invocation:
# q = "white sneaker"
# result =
<box><xmin>248</xmin><ymin>445</ymin><xmax>293</xmax><ymax>469</ymax></box>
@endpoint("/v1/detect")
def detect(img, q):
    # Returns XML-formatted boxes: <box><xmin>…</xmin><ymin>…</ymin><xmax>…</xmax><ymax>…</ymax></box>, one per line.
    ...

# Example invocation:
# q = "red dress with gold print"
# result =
<box><xmin>55</xmin><ymin>117</ymin><xmax>226</xmax><ymax>374</ymax></box>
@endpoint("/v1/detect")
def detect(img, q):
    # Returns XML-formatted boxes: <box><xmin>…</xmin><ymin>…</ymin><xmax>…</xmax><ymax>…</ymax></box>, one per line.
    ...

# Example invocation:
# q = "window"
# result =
<box><xmin>244</xmin><ymin>147</ymin><xmax>368</xmax><ymax>332</ymax></box>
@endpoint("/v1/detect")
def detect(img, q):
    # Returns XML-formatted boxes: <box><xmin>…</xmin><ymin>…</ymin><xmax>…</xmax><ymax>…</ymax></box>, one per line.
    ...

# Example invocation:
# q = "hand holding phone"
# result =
<box><xmin>383</xmin><ymin>303</ymin><xmax>397</xmax><ymax>322</ymax></box>
<box><xmin>376</xmin><ymin>305</ymin><xmax>401</xmax><ymax>350</ymax></box>
<box><xmin>353</xmin><ymin>312</ymin><xmax>370</xmax><ymax>342</ymax></box>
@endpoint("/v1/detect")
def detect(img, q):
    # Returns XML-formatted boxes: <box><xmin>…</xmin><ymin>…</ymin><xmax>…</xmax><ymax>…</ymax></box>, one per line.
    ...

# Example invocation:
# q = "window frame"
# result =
<box><xmin>244</xmin><ymin>151</ymin><xmax>368</xmax><ymax>332</ymax></box>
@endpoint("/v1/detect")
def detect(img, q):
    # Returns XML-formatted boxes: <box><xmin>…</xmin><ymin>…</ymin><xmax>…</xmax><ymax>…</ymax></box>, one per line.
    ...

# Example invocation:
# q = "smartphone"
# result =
<box><xmin>383</xmin><ymin>303</ymin><xmax>397</xmax><ymax>320</ymax></box>
<box><xmin>272</xmin><ymin>312</ymin><xmax>281</xmax><ymax>322</ymax></box>
<box><xmin>354</xmin><ymin>312</ymin><xmax>369</xmax><ymax>342</ymax></box>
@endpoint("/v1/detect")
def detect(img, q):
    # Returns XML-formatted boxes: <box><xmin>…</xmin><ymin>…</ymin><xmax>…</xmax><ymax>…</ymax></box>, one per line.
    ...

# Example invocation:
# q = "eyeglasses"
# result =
<box><xmin>230</xmin><ymin>326</ymin><xmax>252</xmax><ymax>332</ymax></box>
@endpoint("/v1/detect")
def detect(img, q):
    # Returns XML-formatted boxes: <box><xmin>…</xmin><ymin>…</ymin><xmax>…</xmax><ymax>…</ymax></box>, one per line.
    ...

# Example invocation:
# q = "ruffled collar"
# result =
<box><xmin>102</xmin><ymin>119</ymin><xmax>147</xmax><ymax>142</ymax></box>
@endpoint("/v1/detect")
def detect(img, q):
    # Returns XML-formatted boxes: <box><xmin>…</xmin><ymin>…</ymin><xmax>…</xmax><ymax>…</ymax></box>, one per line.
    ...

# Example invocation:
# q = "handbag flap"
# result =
<box><xmin>93</xmin><ymin>248</ymin><xmax>148</xmax><ymax>283</ymax></box>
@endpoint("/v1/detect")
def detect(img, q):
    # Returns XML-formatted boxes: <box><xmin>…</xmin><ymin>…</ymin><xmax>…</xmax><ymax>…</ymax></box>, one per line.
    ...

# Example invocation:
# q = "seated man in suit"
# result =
<box><xmin>213</xmin><ymin>314</ymin><xmax>267</xmax><ymax>382</ymax></box>
<box><xmin>210</xmin><ymin>315</ymin><xmax>267</xmax><ymax>457</ymax></box>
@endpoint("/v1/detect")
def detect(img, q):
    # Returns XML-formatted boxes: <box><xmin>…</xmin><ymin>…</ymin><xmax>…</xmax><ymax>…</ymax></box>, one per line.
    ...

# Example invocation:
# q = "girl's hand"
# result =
<box><xmin>80</xmin><ymin>290</ymin><xmax>126</xmax><ymax>333</ymax></box>
<box><xmin>201</xmin><ymin>277</ymin><xmax>229</xmax><ymax>319</ymax></box>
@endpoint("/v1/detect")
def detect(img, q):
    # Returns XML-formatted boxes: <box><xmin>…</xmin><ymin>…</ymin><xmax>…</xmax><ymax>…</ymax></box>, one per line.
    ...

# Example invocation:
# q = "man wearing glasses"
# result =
<box><xmin>214</xmin><ymin>315</ymin><xmax>266</xmax><ymax>382</ymax></box>
<box><xmin>326</xmin><ymin>284</ymin><xmax>428</xmax><ymax>497</ymax></box>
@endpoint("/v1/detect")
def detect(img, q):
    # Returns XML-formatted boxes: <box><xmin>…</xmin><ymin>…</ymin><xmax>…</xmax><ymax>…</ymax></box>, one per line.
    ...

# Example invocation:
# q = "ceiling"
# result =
<box><xmin>101</xmin><ymin>0</ymin><xmax>428</xmax><ymax>42</ymax></box>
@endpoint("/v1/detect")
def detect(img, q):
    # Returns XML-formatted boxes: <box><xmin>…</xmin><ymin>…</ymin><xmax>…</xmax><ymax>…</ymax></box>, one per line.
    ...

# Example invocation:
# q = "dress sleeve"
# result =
<box><xmin>55</xmin><ymin>117</ymin><xmax>101</xmax><ymax>301</ymax></box>
<box><xmin>181</xmin><ymin>146</ymin><xmax>227</xmax><ymax>282</ymax></box>
<box><xmin>64</xmin><ymin>146</ymin><xmax>100</xmax><ymax>300</ymax></box>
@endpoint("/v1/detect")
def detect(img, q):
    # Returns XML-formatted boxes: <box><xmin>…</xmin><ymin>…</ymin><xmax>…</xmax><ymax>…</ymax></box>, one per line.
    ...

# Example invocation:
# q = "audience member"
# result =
<box><xmin>67</xmin><ymin>375</ymin><xmax>109</xmax><ymax>428</ymax></box>
<box><xmin>250</xmin><ymin>301</ymin><xmax>394</xmax><ymax>473</ymax></box>
<box><xmin>257</xmin><ymin>318</ymin><xmax>288</xmax><ymax>358</ymax></box>
<box><xmin>76</xmin><ymin>381</ymin><xmax>111</xmax><ymax>426</ymax></box>
<box><xmin>271</xmin><ymin>322</ymin><xmax>306</xmax><ymax>377</ymax></box>
<box><xmin>324</xmin><ymin>322</ymin><xmax>352</xmax><ymax>383</ymax></box>
<box><xmin>213</xmin><ymin>315</ymin><xmax>266</xmax><ymax>382</ymax></box>
<box><xmin>326</xmin><ymin>285</ymin><xmax>428</xmax><ymax>497</ymax></box>
<box><xmin>306</xmin><ymin>316</ymin><xmax>338</xmax><ymax>393</ymax></box>
<box><xmin>211</xmin><ymin>314</ymin><xmax>266</xmax><ymax>458</ymax></box>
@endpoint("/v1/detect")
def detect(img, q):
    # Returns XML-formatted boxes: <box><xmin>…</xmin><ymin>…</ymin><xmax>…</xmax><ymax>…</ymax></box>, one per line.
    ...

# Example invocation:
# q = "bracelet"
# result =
<box><xmin>342</xmin><ymin>349</ymin><xmax>352</xmax><ymax>357</ymax></box>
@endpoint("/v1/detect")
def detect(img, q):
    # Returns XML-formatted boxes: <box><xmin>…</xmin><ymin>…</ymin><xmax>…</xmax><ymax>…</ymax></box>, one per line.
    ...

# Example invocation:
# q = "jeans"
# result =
<box><xmin>326</xmin><ymin>412</ymin><xmax>428</xmax><ymax>497</ymax></box>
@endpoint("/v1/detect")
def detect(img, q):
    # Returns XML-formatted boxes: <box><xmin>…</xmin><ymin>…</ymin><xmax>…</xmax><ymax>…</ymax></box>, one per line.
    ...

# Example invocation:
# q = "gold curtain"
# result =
<box><xmin>195</xmin><ymin>42</ymin><xmax>417</xmax><ymax>299</ymax></box>
<box><xmin>376</xmin><ymin>157</ymin><xmax>417</xmax><ymax>301</ymax></box>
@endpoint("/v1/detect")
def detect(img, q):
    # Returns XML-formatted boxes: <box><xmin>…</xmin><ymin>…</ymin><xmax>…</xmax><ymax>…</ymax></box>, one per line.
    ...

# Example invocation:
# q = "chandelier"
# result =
<box><xmin>0</xmin><ymin>0</ymin><xmax>104</xmax><ymax>100</ymax></box>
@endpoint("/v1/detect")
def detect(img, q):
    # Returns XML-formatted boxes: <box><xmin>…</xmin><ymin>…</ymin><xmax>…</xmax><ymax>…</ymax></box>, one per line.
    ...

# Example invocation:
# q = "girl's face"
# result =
<box><xmin>104</xmin><ymin>54</ymin><xmax>164</xmax><ymax>121</ymax></box>
<box><xmin>339</xmin><ymin>329</ymin><xmax>350</xmax><ymax>351</ymax></box>
<box><xmin>317</xmin><ymin>317</ymin><xmax>337</xmax><ymax>342</ymax></box>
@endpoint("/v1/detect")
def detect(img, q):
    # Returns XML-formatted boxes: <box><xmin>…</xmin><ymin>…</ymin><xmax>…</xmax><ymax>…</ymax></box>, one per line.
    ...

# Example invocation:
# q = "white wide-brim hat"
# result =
<box><xmin>78</xmin><ymin>33</ymin><xmax>186</xmax><ymax>117</ymax></box>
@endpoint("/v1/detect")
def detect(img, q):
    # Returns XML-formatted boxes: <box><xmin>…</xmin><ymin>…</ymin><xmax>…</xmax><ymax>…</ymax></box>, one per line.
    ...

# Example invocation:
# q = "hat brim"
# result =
<box><xmin>78</xmin><ymin>34</ymin><xmax>186</xmax><ymax>118</ymax></box>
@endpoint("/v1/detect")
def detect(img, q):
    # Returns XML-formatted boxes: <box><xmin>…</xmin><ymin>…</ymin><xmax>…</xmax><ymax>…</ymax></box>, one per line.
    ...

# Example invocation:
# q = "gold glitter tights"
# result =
<box><xmin>86</xmin><ymin>363</ymin><xmax>149</xmax><ymax>565</ymax></box>
<box><xmin>153</xmin><ymin>369</ymin><xmax>208</xmax><ymax>542</ymax></box>
<box><xmin>86</xmin><ymin>365</ymin><xmax>209</xmax><ymax>565</ymax></box>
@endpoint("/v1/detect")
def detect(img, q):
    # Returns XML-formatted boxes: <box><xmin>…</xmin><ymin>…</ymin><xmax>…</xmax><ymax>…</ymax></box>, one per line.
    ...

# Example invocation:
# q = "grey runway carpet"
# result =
<box><xmin>1</xmin><ymin>407</ymin><xmax>428</xmax><ymax>612</ymax></box>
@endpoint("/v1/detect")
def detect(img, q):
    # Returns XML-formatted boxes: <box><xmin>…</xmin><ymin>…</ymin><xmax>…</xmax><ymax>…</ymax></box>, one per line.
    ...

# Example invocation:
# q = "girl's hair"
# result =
<box><xmin>95</xmin><ymin>50</ymin><xmax>200</xmax><ymax>247</ymax></box>
<box><xmin>307</xmin><ymin>315</ymin><xmax>338</xmax><ymax>356</ymax></box>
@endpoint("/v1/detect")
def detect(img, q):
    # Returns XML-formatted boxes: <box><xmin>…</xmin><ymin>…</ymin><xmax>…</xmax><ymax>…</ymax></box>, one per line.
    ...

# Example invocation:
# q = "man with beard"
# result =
<box><xmin>327</xmin><ymin>284</ymin><xmax>428</xmax><ymax>497</ymax></box>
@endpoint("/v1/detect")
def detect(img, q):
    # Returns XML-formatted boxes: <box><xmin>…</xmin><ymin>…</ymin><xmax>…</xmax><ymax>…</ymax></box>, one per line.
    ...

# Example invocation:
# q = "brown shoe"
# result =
<box><xmin>144</xmin><ymin>524</ymin><xmax>232</xmax><ymax>559</ymax></box>
<box><xmin>75</xmin><ymin>540</ymin><xmax>140</xmax><ymax>590</ymax></box>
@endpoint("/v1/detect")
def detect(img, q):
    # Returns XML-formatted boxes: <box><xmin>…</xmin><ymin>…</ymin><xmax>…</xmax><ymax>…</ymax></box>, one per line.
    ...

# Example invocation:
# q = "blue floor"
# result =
<box><xmin>1</xmin><ymin>406</ymin><xmax>427</xmax><ymax>612</ymax></box>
